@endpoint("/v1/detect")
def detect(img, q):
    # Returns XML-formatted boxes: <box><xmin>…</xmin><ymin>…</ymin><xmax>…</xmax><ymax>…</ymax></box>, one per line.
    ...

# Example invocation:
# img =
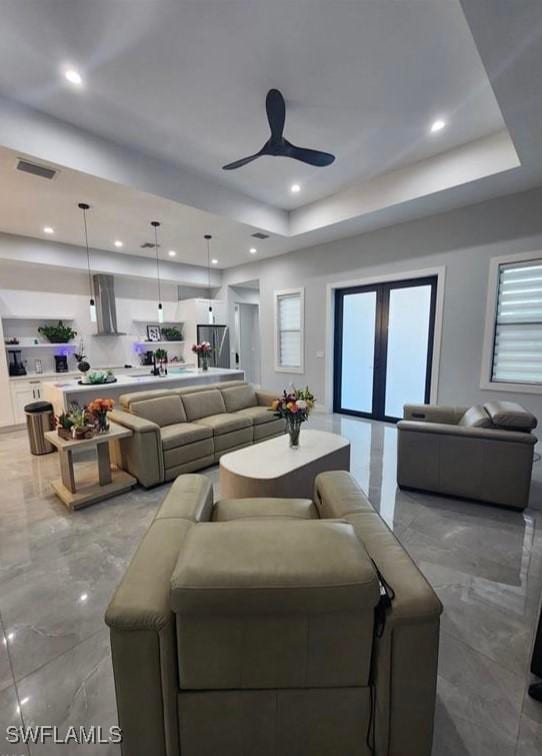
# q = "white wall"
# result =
<box><xmin>223</xmin><ymin>186</ymin><xmax>542</xmax><ymax>429</ymax></box>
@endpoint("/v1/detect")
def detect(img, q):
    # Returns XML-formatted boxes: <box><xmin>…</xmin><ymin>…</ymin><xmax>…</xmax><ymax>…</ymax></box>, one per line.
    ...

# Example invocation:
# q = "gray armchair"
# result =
<box><xmin>397</xmin><ymin>401</ymin><xmax>537</xmax><ymax>509</ymax></box>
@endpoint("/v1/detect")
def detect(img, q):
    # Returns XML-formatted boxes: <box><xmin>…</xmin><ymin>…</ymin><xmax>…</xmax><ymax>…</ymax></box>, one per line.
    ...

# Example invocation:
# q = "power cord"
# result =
<box><xmin>366</xmin><ymin>560</ymin><xmax>395</xmax><ymax>755</ymax></box>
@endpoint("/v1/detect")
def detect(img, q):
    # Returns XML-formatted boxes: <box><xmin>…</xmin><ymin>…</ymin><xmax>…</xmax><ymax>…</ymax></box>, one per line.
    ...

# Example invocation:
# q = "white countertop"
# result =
<box><xmin>41</xmin><ymin>367</ymin><xmax>243</xmax><ymax>394</ymax></box>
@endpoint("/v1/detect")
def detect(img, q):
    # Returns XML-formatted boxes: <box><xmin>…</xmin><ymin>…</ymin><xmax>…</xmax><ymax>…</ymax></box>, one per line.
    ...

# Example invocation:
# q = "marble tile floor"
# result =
<box><xmin>0</xmin><ymin>413</ymin><xmax>541</xmax><ymax>755</ymax></box>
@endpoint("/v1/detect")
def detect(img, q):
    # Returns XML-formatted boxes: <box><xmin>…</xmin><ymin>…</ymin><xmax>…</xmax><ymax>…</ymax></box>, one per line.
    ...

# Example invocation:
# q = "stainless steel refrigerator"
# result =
<box><xmin>196</xmin><ymin>325</ymin><xmax>230</xmax><ymax>368</ymax></box>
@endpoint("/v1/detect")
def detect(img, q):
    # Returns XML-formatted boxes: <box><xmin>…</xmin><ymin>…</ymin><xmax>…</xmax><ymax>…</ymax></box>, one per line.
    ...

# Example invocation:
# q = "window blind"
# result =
<box><xmin>278</xmin><ymin>293</ymin><xmax>301</xmax><ymax>367</ymax></box>
<box><xmin>492</xmin><ymin>260</ymin><xmax>542</xmax><ymax>384</ymax></box>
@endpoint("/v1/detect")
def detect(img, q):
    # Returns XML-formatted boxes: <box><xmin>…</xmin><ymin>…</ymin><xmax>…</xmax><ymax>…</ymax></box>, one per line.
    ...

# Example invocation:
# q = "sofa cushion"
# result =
<box><xmin>171</xmin><ymin>521</ymin><xmax>379</xmax><ymax>690</ymax></box>
<box><xmin>236</xmin><ymin>406</ymin><xmax>276</xmax><ymax>426</ymax></box>
<box><xmin>171</xmin><ymin>520</ymin><xmax>379</xmax><ymax>615</ymax></box>
<box><xmin>195</xmin><ymin>413</ymin><xmax>252</xmax><ymax>436</ymax></box>
<box><xmin>458</xmin><ymin>405</ymin><xmax>493</xmax><ymax>428</ymax></box>
<box><xmin>130</xmin><ymin>395</ymin><xmax>187</xmax><ymax>427</ymax></box>
<box><xmin>484</xmin><ymin>401</ymin><xmax>538</xmax><ymax>431</ymax></box>
<box><xmin>161</xmin><ymin>422</ymin><xmax>212</xmax><ymax>450</ymax></box>
<box><xmin>221</xmin><ymin>384</ymin><xmax>257</xmax><ymax>413</ymax></box>
<box><xmin>181</xmin><ymin>390</ymin><xmax>226</xmax><ymax>421</ymax></box>
<box><xmin>212</xmin><ymin>498</ymin><xmax>318</xmax><ymax>521</ymax></box>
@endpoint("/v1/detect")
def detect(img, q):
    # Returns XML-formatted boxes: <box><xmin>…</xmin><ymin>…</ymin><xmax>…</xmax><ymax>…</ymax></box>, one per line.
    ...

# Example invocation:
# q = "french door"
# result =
<box><xmin>333</xmin><ymin>276</ymin><xmax>438</xmax><ymax>421</ymax></box>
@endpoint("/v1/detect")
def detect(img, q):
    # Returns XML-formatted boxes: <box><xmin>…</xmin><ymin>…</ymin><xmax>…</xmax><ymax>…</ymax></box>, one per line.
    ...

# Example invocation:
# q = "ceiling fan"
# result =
<box><xmin>222</xmin><ymin>89</ymin><xmax>335</xmax><ymax>170</ymax></box>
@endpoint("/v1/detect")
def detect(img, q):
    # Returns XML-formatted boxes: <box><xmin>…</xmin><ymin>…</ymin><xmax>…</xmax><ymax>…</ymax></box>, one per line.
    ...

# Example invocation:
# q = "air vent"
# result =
<box><xmin>140</xmin><ymin>242</ymin><xmax>160</xmax><ymax>249</ymax></box>
<box><xmin>16</xmin><ymin>159</ymin><xmax>57</xmax><ymax>180</ymax></box>
<box><xmin>251</xmin><ymin>232</ymin><xmax>269</xmax><ymax>239</ymax></box>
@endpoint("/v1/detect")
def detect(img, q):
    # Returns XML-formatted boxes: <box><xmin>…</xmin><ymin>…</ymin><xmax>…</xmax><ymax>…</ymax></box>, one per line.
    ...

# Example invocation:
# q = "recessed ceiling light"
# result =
<box><xmin>168</xmin><ymin>250</ymin><xmax>177</xmax><ymax>257</ymax></box>
<box><xmin>430</xmin><ymin>119</ymin><xmax>446</xmax><ymax>133</ymax></box>
<box><xmin>43</xmin><ymin>226</ymin><xmax>54</xmax><ymax>234</ymax></box>
<box><xmin>249</xmin><ymin>247</ymin><xmax>257</xmax><ymax>255</ymax></box>
<box><xmin>290</xmin><ymin>183</ymin><xmax>301</xmax><ymax>193</ymax></box>
<box><xmin>114</xmin><ymin>240</ymin><xmax>123</xmax><ymax>248</ymax></box>
<box><xmin>211</xmin><ymin>258</ymin><xmax>218</xmax><ymax>265</ymax></box>
<box><xmin>64</xmin><ymin>68</ymin><xmax>82</xmax><ymax>86</ymax></box>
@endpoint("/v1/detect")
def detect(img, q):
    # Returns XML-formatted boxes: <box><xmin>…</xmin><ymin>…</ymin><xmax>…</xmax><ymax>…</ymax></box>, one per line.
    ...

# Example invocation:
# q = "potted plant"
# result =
<box><xmin>74</xmin><ymin>338</ymin><xmax>90</xmax><ymax>373</ymax></box>
<box><xmin>272</xmin><ymin>386</ymin><xmax>315</xmax><ymax>448</ymax></box>
<box><xmin>160</xmin><ymin>326</ymin><xmax>183</xmax><ymax>341</ymax></box>
<box><xmin>69</xmin><ymin>404</ymin><xmax>94</xmax><ymax>440</ymax></box>
<box><xmin>192</xmin><ymin>341</ymin><xmax>212</xmax><ymax>371</ymax></box>
<box><xmin>87</xmin><ymin>398</ymin><xmax>114</xmax><ymax>433</ymax></box>
<box><xmin>55</xmin><ymin>411</ymin><xmax>74</xmax><ymax>440</ymax></box>
<box><xmin>38</xmin><ymin>321</ymin><xmax>77</xmax><ymax>344</ymax></box>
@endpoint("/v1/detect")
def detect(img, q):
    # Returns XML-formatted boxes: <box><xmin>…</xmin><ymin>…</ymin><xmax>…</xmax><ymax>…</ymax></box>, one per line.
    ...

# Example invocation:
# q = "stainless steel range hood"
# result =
<box><xmin>93</xmin><ymin>274</ymin><xmax>126</xmax><ymax>335</ymax></box>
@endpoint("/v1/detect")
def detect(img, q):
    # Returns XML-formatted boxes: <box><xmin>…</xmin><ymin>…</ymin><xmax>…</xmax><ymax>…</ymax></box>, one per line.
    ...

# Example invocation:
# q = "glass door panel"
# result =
<box><xmin>340</xmin><ymin>291</ymin><xmax>377</xmax><ymax>414</ymax></box>
<box><xmin>334</xmin><ymin>276</ymin><xmax>437</xmax><ymax>421</ymax></box>
<box><xmin>384</xmin><ymin>284</ymin><xmax>433</xmax><ymax>419</ymax></box>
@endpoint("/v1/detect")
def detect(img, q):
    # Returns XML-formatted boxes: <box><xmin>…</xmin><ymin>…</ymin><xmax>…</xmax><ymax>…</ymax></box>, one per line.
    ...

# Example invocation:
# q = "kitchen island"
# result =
<box><xmin>42</xmin><ymin>367</ymin><xmax>245</xmax><ymax>415</ymax></box>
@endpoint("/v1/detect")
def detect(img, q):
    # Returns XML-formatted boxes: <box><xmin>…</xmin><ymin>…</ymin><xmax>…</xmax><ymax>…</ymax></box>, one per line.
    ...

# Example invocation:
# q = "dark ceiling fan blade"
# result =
<box><xmin>222</xmin><ymin>149</ymin><xmax>265</xmax><ymax>170</ymax></box>
<box><xmin>266</xmin><ymin>89</ymin><xmax>286</xmax><ymax>141</ymax></box>
<box><xmin>283</xmin><ymin>140</ymin><xmax>336</xmax><ymax>166</ymax></box>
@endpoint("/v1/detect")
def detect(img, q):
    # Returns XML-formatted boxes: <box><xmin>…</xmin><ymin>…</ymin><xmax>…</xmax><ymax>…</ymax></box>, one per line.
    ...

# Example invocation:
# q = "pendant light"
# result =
<box><xmin>78</xmin><ymin>202</ymin><xmax>96</xmax><ymax>322</ymax></box>
<box><xmin>204</xmin><ymin>234</ymin><xmax>214</xmax><ymax>325</ymax></box>
<box><xmin>151</xmin><ymin>221</ymin><xmax>164</xmax><ymax>323</ymax></box>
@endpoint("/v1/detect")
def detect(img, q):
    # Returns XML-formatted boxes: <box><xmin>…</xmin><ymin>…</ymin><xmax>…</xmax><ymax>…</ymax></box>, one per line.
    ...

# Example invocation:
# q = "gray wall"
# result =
<box><xmin>223</xmin><ymin>186</ymin><xmax>542</xmax><ymax>429</ymax></box>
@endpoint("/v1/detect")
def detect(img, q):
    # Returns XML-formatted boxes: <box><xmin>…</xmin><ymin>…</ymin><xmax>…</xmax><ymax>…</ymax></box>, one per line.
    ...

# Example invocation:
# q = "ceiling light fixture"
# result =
<box><xmin>430</xmin><ymin>119</ymin><xmax>446</xmax><ymax>133</ymax></box>
<box><xmin>211</xmin><ymin>258</ymin><xmax>218</xmax><ymax>265</ymax></box>
<box><xmin>43</xmin><ymin>226</ymin><xmax>54</xmax><ymax>234</ymax></box>
<box><xmin>78</xmin><ymin>202</ymin><xmax>96</xmax><ymax>323</ymax></box>
<box><xmin>205</xmin><ymin>234</ymin><xmax>214</xmax><ymax>325</ymax></box>
<box><xmin>168</xmin><ymin>250</ymin><xmax>177</xmax><ymax>257</ymax></box>
<box><xmin>65</xmin><ymin>68</ymin><xmax>82</xmax><ymax>86</ymax></box>
<box><xmin>114</xmin><ymin>240</ymin><xmax>123</xmax><ymax>248</ymax></box>
<box><xmin>151</xmin><ymin>221</ymin><xmax>164</xmax><ymax>323</ymax></box>
<box><xmin>249</xmin><ymin>247</ymin><xmax>257</xmax><ymax>255</ymax></box>
<box><xmin>290</xmin><ymin>183</ymin><xmax>301</xmax><ymax>193</ymax></box>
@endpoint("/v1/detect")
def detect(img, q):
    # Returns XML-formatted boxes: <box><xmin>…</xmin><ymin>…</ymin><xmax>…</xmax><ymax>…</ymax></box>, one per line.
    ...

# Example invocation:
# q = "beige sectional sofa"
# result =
<box><xmin>106</xmin><ymin>471</ymin><xmax>442</xmax><ymax>756</ymax></box>
<box><xmin>397</xmin><ymin>400</ymin><xmax>538</xmax><ymax>509</ymax></box>
<box><xmin>110</xmin><ymin>381</ymin><xmax>285</xmax><ymax>488</ymax></box>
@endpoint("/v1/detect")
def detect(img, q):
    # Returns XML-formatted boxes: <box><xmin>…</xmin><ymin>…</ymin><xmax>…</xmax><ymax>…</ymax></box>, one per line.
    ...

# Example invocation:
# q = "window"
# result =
<box><xmin>481</xmin><ymin>254</ymin><xmax>542</xmax><ymax>392</ymax></box>
<box><xmin>274</xmin><ymin>288</ymin><xmax>304</xmax><ymax>372</ymax></box>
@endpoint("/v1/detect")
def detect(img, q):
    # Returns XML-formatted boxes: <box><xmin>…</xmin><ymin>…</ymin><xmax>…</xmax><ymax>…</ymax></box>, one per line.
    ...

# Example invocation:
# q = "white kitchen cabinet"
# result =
<box><xmin>10</xmin><ymin>379</ymin><xmax>43</xmax><ymax>424</ymax></box>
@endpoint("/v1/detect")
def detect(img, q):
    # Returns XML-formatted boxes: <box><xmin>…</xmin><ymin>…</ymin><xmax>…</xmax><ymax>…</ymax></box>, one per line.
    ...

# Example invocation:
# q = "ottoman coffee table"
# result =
<box><xmin>219</xmin><ymin>429</ymin><xmax>350</xmax><ymax>499</ymax></box>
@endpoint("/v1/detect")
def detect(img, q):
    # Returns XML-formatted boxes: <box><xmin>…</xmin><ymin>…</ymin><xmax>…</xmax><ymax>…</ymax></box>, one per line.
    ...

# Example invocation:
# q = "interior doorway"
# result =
<box><xmin>230</xmin><ymin>280</ymin><xmax>261</xmax><ymax>386</ymax></box>
<box><xmin>333</xmin><ymin>276</ymin><xmax>438</xmax><ymax>421</ymax></box>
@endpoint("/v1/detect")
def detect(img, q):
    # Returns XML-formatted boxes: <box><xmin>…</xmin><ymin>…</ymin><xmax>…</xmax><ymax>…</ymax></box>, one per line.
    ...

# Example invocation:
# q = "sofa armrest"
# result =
<box><xmin>398</xmin><ymin>419</ymin><xmax>537</xmax><ymax>445</ymax></box>
<box><xmin>255</xmin><ymin>388</ymin><xmax>278</xmax><ymax>407</ymax></box>
<box><xmin>106</xmin><ymin>518</ymin><xmax>192</xmax><ymax>756</ymax></box>
<box><xmin>110</xmin><ymin>409</ymin><xmax>160</xmax><ymax>433</ymax></box>
<box><xmin>110</xmin><ymin>409</ymin><xmax>164</xmax><ymax>487</ymax></box>
<box><xmin>403</xmin><ymin>404</ymin><xmax>467</xmax><ymax>424</ymax></box>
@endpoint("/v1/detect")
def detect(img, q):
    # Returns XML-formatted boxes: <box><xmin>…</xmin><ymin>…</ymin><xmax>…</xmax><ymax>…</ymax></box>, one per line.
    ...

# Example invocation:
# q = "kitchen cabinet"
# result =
<box><xmin>10</xmin><ymin>379</ymin><xmax>43</xmax><ymax>424</ymax></box>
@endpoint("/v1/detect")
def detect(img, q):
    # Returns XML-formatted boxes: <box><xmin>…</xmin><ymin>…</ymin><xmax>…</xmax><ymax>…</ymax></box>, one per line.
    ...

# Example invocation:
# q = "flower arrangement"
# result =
<box><xmin>87</xmin><ymin>398</ymin><xmax>114</xmax><ymax>433</ymax></box>
<box><xmin>272</xmin><ymin>386</ymin><xmax>315</xmax><ymax>447</ymax></box>
<box><xmin>192</xmin><ymin>341</ymin><xmax>212</xmax><ymax>371</ymax></box>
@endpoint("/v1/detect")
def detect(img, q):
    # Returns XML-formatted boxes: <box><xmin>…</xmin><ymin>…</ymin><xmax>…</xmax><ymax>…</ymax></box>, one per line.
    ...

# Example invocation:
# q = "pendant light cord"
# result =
<box><xmin>205</xmin><ymin>234</ymin><xmax>212</xmax><ymax>303</ymax></box>
<box><xmin>153</xmin><ymin>222</ymin><xmax>162</xmax><ymax>303</ymax></box>
<box><xmin>79</xmin><ymin>203</ymin><xmax>93</xmax><ymax>300</ymax></box>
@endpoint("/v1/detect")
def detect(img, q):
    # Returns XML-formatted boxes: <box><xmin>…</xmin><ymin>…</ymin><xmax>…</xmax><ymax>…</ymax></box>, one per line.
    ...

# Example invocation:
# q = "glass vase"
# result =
<box><xmin>287</xmin><ymin>418</ymin><xmax>302</xmax><ymax>448</ymax></box>
<box><xmin>201</xmin><ymin>356</ymin><xmax>209</xmax><ymax>371</ymax></box>
<box><xmin>97</xmin><ymin>413</ymin><xmax>110</xmax><ymax>433</ymax></box>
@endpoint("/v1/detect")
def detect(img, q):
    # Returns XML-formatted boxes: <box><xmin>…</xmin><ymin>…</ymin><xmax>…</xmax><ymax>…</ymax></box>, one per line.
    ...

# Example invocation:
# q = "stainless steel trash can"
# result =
<box><xmin>24</xmin><ymin>401</ymin><xmax>55</xmax><ymax>455</ymax></box>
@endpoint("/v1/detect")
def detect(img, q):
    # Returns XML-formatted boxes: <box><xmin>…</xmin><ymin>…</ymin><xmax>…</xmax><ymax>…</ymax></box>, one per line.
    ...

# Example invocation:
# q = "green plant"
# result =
<box><xmin>160</xmin><ymin>326</ymin><xmax>183</xmax><ymax>341</ymax></box>
<box><xmin>38</xmin><ymin>321</ymin><xmax>77</xmax><ymax>344</ymax></box>
<box><xmin>69</xmin><ymin>404</ymin><xmax>88</xmax><ymax>429</ymax></box>
<box><xmin>56</xmin><ymin>412</ymin><xmax>74</xmax><ymax>430</ymax></box>
<box><xmin>154</xmin><ymin>348</ymin><xmax>168</xmax><ymax>361</ymax></box>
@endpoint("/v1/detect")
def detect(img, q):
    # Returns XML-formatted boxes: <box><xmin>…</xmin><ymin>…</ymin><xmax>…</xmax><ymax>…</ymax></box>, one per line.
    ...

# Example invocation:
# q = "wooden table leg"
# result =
<box><xmin>59</xmin><ymin>449</ymin><xmax>76</xmax><ymax>493</ymax></box>
<box><xmin>96</xmin><ymin>441</ymin><xmax>112</xmax><ymax>486</ymax></box>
